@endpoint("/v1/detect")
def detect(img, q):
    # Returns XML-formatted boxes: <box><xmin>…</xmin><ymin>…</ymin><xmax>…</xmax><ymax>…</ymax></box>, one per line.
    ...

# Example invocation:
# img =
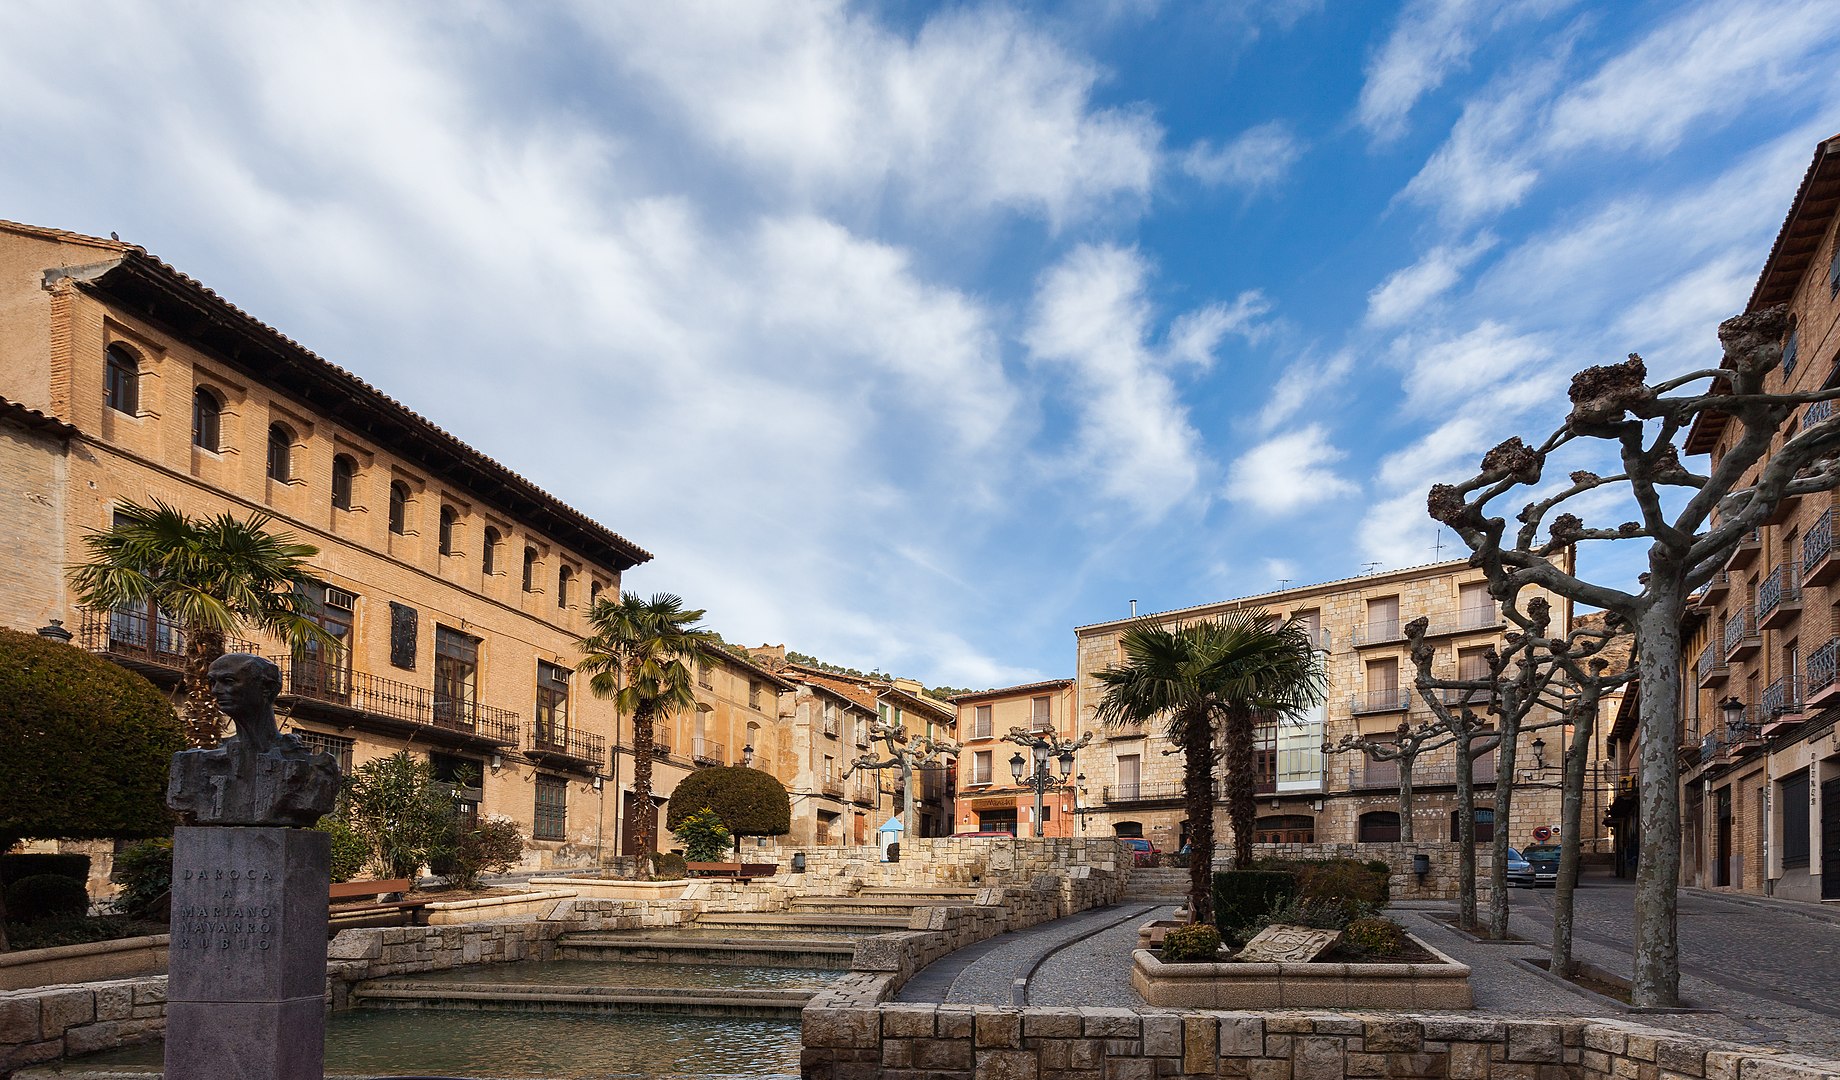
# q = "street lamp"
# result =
<box><xmin>742</xmin><ymin>744</ymin><xmax>755</xmax><ymax>768</ymax></box>
<box><xmin>1530</xmin><ymin>736</ymin><xmax>1546</xmax><ymax>770</ymax></box>
<box><xmin>1004</xmin><ymin>727</ymin><xmax>1089</xmax><ymax>837</ymax></box>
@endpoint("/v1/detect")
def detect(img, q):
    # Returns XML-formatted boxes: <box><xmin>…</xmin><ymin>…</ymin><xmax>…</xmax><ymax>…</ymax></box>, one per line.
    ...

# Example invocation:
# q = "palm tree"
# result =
<box><xmin>576</xmin><ymin>592</ymin><xmax>718</xmax><ymax>866</ymax></box>
<box><xmin>1092</xmin><ymin>612</ymin><xmax>1323</xmax><ymax>925</ymax></box>
<box><xmin>67</xmin><ymin>499</ymin><xmax>336</xmax><ymax>747</ymax></box>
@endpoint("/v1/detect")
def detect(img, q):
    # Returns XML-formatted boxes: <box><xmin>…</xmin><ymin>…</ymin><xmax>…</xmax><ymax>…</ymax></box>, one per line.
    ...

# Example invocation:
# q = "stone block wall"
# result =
<box><xmin>801</xmin><ymin>1008</ymin><xmax>1840</xmax><ymax>1080</ymax></box>
<box><xmin>786</xmin><ymin>836</ymin><xmax>1132</xmax><ymax>895</ymax></box>
<box><xmin>0</xmin><ymin>975</ymin><xmax>167</xmax><ymax>1074</ymax></box>
<box><xmin>1246</xmin><ymin>841</ymin><xmax>1496</xmax><ymax>901</ymax></box>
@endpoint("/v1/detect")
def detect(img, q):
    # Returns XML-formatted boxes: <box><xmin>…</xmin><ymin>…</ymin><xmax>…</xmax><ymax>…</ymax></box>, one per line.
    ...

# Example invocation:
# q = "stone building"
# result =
<box><xmin>0</xmin><ymin>220</ymin><xmax>651</xmax><ymax>870</ymax></box>
<box><xmin>1676</xmin><ymin>132</ymin><xmax>1840</xmax><ymax>901</ymax></box>
<box><xmin>1073</xmin><ymin>561</ymin><xmax>1600</xmax><ymax>857</ymax></box>
<box><xmin>951</xmin><ymin>679</ymin><xmax>1078</xmax><ymax>836</ymax></box>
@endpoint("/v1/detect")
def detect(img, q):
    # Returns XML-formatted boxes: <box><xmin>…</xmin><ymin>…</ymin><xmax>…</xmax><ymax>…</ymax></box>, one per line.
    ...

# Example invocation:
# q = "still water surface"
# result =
<box><xmin>399</xmin><ymin>958</ymin><xmax>844</xmax><ymax>989</ymax></box>
<box><xmin>57</xmin><ymin>1010</ymin><xmax>802</xmax><ymax>1078</ymax></box>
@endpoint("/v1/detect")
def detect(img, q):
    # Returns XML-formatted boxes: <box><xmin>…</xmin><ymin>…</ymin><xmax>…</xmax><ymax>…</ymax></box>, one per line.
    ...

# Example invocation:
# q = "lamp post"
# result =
<box><xmin>1004</xmin><ymin>728</ymin><xmax>1090</xmax><ymax>838</ymax></box>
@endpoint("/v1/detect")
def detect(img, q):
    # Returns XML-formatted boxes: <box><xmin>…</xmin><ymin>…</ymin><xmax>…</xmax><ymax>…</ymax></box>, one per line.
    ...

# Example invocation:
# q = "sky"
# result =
<box><xmin>2</xmin><ymin>1</ymin><xmax>1836</xmax><ymax>690</ymax></box>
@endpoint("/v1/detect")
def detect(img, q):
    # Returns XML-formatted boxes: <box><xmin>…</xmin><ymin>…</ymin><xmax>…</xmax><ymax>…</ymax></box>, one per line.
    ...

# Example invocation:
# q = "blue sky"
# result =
<box><xmin>3</xmin><ymin>1</ymin><xmax>1836</xmax><ymax>689</ymax></box>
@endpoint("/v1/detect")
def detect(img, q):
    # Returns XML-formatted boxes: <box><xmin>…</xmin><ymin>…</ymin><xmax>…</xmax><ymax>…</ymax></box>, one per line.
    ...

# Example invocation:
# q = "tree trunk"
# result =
<box><xmin>1551</xmin><ymin>704</ymin><xmax>1593</xmax><ymax>979</ymax></box>
<box><xmin>181</xmin><ymin>626</ymin><xmax>227</xmax><ymax>748</ymax></box>
<box><xmin>631</xmin><ymin>701</ymin><xmax>658</xmax><ymax>875</ymax></box>
<box><xmin>1184</xmin><ymin>708</ymin><xmax>1217</xmax><ymax>924</ymax></box>
<box><xmin>1223</xmin><ymin>707</ymin><xmax>1255</xmax><ymax>870</ymax></box>
<box><xmin>1455</xmin><ymin>723</ymin><xmax>1478</xmax><ymax>931</ymax></box>
<box><xmin>1488</xmin><ymin>712</ymin><xmax>1520</xmax><ymax>941</ymax></box>
<box><xmin>1633</xmin><ymin>591</ymin><xmax>1684</xmax><ymax>1007</ymax></box>
<box><xmin>902</xmin><ymin>761</ymin><xmax>916</xmax><ymax>842</ymax></box>
<box><xmin>1397</xmin><ymin>758</ymin><xmax>1416</xmax><ymax>842</ymax></box>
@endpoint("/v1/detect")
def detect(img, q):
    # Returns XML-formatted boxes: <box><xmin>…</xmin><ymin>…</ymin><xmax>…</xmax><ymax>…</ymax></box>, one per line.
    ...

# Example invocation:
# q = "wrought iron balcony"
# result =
<box><xmin>1762</xmin><ymin>675</ymin><xmax>1802</xmax><ymax>722</ymax></box>
<box><xmin>1347</xmin><ymin>761</ymin><xmax>1399</xmax><ymax>790</ymax></box>
<box><xmin>1353</xmin><ymin>620</ymin><xmax>1405</xmax><ymax>647</ymax></box>
<box><xmin>1722</xmin><ymin>605</ymin><xmax>1760</xmax><ymax>661</ymax></box>
<box><xmin>1726</xmin><ymin>528</ymin><xmax>1762</xmax><ymax>570</ymax></box>
<box><xmin>1758</xmin><ymin>564</ymin><xmax>1802</xmax><ymax>630</ymax></box>
<box><xmin>1802</xmin><ymin>398</ymin><xmax>1833</xmax><ymax>432</ymax></box>
<box><xmin>281</xmin><ymin>656</ymin><xmax>518</xmax><ymax>746</ymax></box>
<box><xmin>1804</xmin><ymin>509</ymin><xmax>1840</xmax><ymax>586</ymax></box>
<box><xmin>1433</xmin><ymin>684</ymin><xmax>1490</xmax><ymax>706</ymax></box>
<box><xmin>1344</xmin><ymin>760</ymin><xmax>1495</xmax><ymax>789</ymax></box>
<box><xmin>527</xmin><ymin>723</ymin><xmax>605</xmax><ymax>768</ymax></box>
<box><xmin>1102</xmin><ymin>781</ymin><xmax>1184</xmax><ymax>804</ymax></box>
<box><xmin>1696</xmin><ymin>643</ymin><xmax>1728</xmax><ymax>688</ymax></box>
<box><xmin>1420</xmin><ymin>607</ymin><xmax>1506</xmax><ymax>638</ymax></box>
<box><xmin>1806</xmin><ymin>637</ymin><xmax>1840</xmax><ymax>707</ymax></box>
<box><xmin>692</xmin><ymin>738</ymin><xmax>725</xmax><ymax>766</ymax></box>
<box><xmin>1697</xmin><ymin>570</ymin><xmax>1731</xmax><ymax>608</ymax></box>
<box><xmin>821</xmin><ymin>769</ymin><xmax>845</xmax><ymax>796</ymax></box>
<box><xmin>1350</xmin><ymin>687</ymin><xmax>1411</xmax><ymax>715</ymax></box>
<box><xmin>651</xmin><ymin>737</ymin><xmax>672</xmax><ymax>760</ymax></box>
<box><xmin>77</xmin><ymin>607</ymin><xmax>259</xmax><ymax>678</ymax></box>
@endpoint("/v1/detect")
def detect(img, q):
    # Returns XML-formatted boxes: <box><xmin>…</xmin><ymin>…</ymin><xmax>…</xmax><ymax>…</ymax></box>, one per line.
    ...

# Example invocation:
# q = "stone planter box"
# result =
<box><xmin>0</xmin><ymin>933</ymin><xmax>168</xmax><ymax>991</ymax></box>
<box><xmin>1136</xmin><ymin>919</ymin><xmax>1185</xmax><ymax>951</ymax></box>
<box><xmin>1130</xmin><ymin>934</ymin><xmax>1472</xmax><ymax>1009</ymax></box>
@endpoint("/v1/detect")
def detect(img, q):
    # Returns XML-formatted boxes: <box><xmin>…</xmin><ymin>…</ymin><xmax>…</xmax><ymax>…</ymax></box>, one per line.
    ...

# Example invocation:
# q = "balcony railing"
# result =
<box><xmin>1805</xmin><ymin>509</ymin><xmax>1839</xmax><ymax>586</ymax></box>
<box><xmin>1433</xmin><ymin>683</ymin><xmax>1490</xmax><ymax>706</ymax></box>
<box><xmin>1759</xmin><ymin>564</ymin><xmax>1801</xmax><ymax>628</ymax></box>
<box><xmin>852</xmin><ymin>775</ymin><xmax>878</xmax><ymax>804</ymax></box>
<box><xmin>821</xmin><ymin>769</ymin><xmax>845</xmax><ymax>796</ymax></box>
<box><xmin>1803</xmin><ymin>398</ymin><xmax>1833</xmax><ymax>432</ymax></box>
<box><xmin>1350</xmin><ymin>687</ymin><xmax>1411</xmax><ymax>715</ymax></box>
<box><xmin>1422</xmin><ymin>607</ymin><xmax>1505</xmax><ymax>637</ymax></box>
<box><xmin>528</xmin><ymin>723</ymin><xmax>605</xmax><ymax>766</ymax></box>
<box><xmin>1727</xmin><ymin>528</ymin><xmax>1762</xmax><ymax>570</ymax></box>
<box><xmin>1354</xmin><ymin>620</ymin><xmax>1404</xmax><ymax>647</ymax></box>
<box><xmin>77</xmin><ymin>607</ymin><xmax>259</xmax><ymax>672</ymax></box>
<box><xmin>283</xmin><ymin>656</ymin><xmax>519</xmax><ymax>745</ymax></box>
<box><xmin>1807</xmin><ymin>638</ymin><xmax>1840</xmax><ymax>705</ymax></box>
<box><xmin>1347</xmin><ymin>760</ymin><xmax>1399</xmax><ymax>790</ymax></box>
<box><xmin>1762</xmin><ymin>675</ymin><xmax>1802</xmax><ymax>720</ymax></box>
<box><xmin>692</xmin><ymin>738</ymin><xmax>725</xmax><ymax>766</ymax></box>
<box><xmin>1344</xmin><ymin>761</ymin><xmax>1496</xmax><ymax>789</ymax></box>
<box><xmin>651</xmin><ymin>737</ymin><xmax>672</xmax><ymax>761</ymax></box>
<box><xmin>1102</xmin><ymin>781</ymin><xmax>1182</xmax><ymax>804</ymax></box>
<box><xmin>1722</xmin><ymin>605</ymin><xmax>1760</xmax><ymax>659</ymax></box>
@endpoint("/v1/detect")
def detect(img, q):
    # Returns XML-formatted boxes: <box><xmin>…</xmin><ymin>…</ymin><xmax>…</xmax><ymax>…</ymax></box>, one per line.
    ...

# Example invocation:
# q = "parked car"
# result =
<box><xmin>1521</xmin><ymin>844</ymin><xmax>1569</xmax><ymax>887</ymax></box>
<box><xmin>1505</xmin><ymin>846</ymin><xmax>1535</xmax><ymax>887</ymax></box>
<box><xmin>1120</xmin><ymin>837</ymin><xmax>1160</xmax><ymax>867</ymax></box>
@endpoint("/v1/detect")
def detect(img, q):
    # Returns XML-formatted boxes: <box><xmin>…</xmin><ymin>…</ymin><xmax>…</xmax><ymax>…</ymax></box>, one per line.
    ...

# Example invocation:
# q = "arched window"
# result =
<box><xmin>191</xmin><ymin>387</ymin><xmax>222</xmax><ymax>451</ymax></box>
<box><xmin>388</xmin><ymin>481</ymin><xmax>409</xmax><ymax>535</ymax></box>
<box><xmin>482</xmin><ymin>527</ymin><xmax>501</xmax><ymax>575</ymax></box>
<box><xmin>439</xmin><ymin>506</ymin><xmax>458</xmax><ymax>555</ymax></box>
<box><xmin>105</xmin><ymin>345</ymin><xmax>139</xmax><ymax>415</ymax></box>
<box><xmin>557</xmin><ymin>565</ymin><xmax>572</xmax><ymax>608</ymax></box>
<box><xmin>1450</xmin><ymin>807</ymin><xmax>1494</xmax><ymax>843</ymax></box>
<box><xmin>331</xmin><ymin>455</ymin><xmax>356</xmax><ymax>510</ymax></box>
<box><xmin>1112</xmin><ymin>821</ymin><xmax>1144</xmax><ymax>839</ymax></box>
<box><xmin>1358</xmin><ymin>811</ymin><xmax>1401</xmax><ymax>843</ymax></box>
<box><xmin>522</xmin><ymin>547</ymin><xmax>537</xmax><ymax>592</ymax></box>
<box><xmin>266</xmin><ymin>423</ymin><xmax>293</xmax><ymax>482</ymax></box>
<box><xmin>589</xmin><ymin>580</ymin><xmax>602</xmax><ymax>606</ymax></box>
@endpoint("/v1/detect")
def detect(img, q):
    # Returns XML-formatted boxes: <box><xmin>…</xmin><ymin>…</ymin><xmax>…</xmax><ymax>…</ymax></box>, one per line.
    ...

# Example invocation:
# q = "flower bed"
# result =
<box><xmin>1130</xmin><ymin>933</ymin><xmax>1472</xmax><ymax>1009</ymax></box>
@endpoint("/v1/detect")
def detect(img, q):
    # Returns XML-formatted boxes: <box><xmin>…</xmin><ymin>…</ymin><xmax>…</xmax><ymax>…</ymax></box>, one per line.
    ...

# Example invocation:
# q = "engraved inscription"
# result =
<box><xmin>172</xmin><ymin>865</ymin><xmax>277</xmax><ymax>954</ymax></box>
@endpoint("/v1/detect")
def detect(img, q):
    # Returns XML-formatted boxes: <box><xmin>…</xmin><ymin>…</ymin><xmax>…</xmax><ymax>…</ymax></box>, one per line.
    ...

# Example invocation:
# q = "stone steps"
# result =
<box><xmin>693</xmin><ymin>912</ymin><xmax>911</xmax><ymax>931</ymax></box>
<box><xmin>557</xmin><ymin>934</ymin><xmax>856</xmax><ymax>969</ymax></box>
<box><xmin>352</xmin><ymin>979</ymin><xmax>813</xmax><ymax>1019</ymax></box>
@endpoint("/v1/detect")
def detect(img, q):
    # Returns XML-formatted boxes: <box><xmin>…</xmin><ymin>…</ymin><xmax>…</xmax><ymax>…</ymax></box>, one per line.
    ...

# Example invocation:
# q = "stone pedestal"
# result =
<box><xmin>165</xmin><ymin>826</ymin><xmax>329</xmax><ymax>1080</ymax></box>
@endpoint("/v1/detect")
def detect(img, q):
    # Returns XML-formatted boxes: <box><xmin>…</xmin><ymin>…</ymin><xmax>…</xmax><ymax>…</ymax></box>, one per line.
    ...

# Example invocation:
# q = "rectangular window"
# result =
<box><xmin>750</xmin><ymin>681</ymin><xmax>762</xmax><ymax>709</ymax></box>
<box><xmin>292</xmin><ymin>583</ymin><xmax>354</xmax><ymax>700</ymax></box>
<box><xmin>1293</xmin><ymin>608</ymin><xmax>1322</xmax><ymax>649</ymax></box>
<box><xmin>294</xmin><ymin>731</ymin><xmax>354</xmax><ymax>774</ymax></box>
<box><xmin>1117</xmin><ymin>754</ymin><xmax>1141</xmax><ymax>799</ymax></box>
<box><xmin>1457</xmin><ymin>646</ymin><xmax>1491</xmax><ymax>681</ymax></box>
<box><xmin>1030</xmin><ymin>695</ymin><xmax>1052</xmax><ymax>731</ymax></box>
<box><xmin>389</xmin><ymin>602</ymin><xmax>418</xmax><ymax>670</ymax></box>
<box><xmin>533</xmin><ymin>775</ymin><xmax>567</xmax><ymax>841</ymax></box>
<box><xmin>536</xmin><ymin>660</ymin><xmax>569</xmax><ymax>741</ymax></box>
<box><xmin>972</xmin><ymin>750</ymin><xmax>992</xmax><ymax>785</ymax></box>
<box><xmin>698</xmin><ymin>660</ymin><xmax>711</xmax><ymax>688</ymax></box>
<box><xmin>974</xmin><ymin>704</ymin><xmax>992</xmax><ymax>739</ymax></box>
<box><xmin>1458</xmin><ymin>582</ymin><xmax>1494</xmax><ymax>626</ymax></box>
<box><xmin>1782</xmin><ymin>770</ymin><xmax>1811</xmax><ymax>868</ymax></box>
<box><xmin>1366</xmin><ymin>657</ymin><xmax>1399</xmax><ymax>691</ymax></box>
<box><xmin>433</xmin><ymin>625</ymin><xmax>480</xmax><ymax>729</ymax></box>
<box><xmin>1366</xmin><ymin>595</ymin><xmax>1399</xmax><ymax>639</ymax></box>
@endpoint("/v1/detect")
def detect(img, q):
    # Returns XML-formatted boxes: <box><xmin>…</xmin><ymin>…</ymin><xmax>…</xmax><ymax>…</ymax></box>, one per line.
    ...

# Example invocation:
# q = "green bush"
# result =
<box><xmin>1293</xmin><ymin>858</ymin><xmax>1390</xmax><ymax>908</ymax></box>
<box><xmin>6</xmin><ymin>874</ymin><xmax>88</xmax><ymax>923</ymax></box>
<box><xmin>650</xmin><ymin>851</ymin><xmax>688</xmax><ymax>879</ymax></box>
<box><xmin>343</xmin><ymin>752</ymin><xmax>460</xmax><ymax>880</ymax></box>
<box><xmin>315</xmin><ymin>817</ymin><xmax>371</xmax><ymax>884</ymax></box>
<box><xmin>0</xmin><ymin>630</ymin><xmax>183</xmax><ymax>851</ymax></box>
<box><xmin>1343</xmin><ymin>917</ymin><xmax>1407</xmax><ymax>957</ymax></box>
<box><xmin>0</xmin><ymin>854</ymin><xmax>91</xmax><ymax>888</ymax></box>
<box><xmin>664</xmin><ymin>767</ymin><xmax>791</xmax><ymax>839</ymax></box>
<box><xmin>1250</xmin><ymin>894</ymin><xmax>1373</xmax><ymax>934</ymax></box>
<box><xmin>1159</xmin><ymin>924</ymin><xmax>1223</xmax><ymax>963</ymax></box>
<box><xmin>6</xmin><ymin>914</ymin><xmax>155</xmax><ymax>951</ymax></box>
<box><xmin>448</xmin><ymin>818</ymin><xmax>525</xmax><ymax>889</ymax></box>
<box><xmin>111</xmin><ymin>839</ymin><xmax>172</xmax><ymax>919</ymax></box>
<box><xmin>674</xmin><ymin>808</ymin><xmax>733</xmax><ymax>863</ymax></box>
<box><xmin>1212</xmin><ymin>870</ymin><xmax>1297</xmax><ymax>933</ymax></box>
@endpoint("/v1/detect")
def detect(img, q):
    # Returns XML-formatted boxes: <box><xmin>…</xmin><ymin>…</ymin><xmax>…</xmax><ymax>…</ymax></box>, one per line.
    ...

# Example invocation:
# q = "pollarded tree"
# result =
<box><xmin>1093</xmin><ymin>612</ymin><xmax>1324</xmax><ymax>925</ymax></box>
<box><xmin>1425</xmin><ymin>305</ymin><xmax>1840</xmax><ymax>1005</ymax></box>
<box><xmin>1324</xmin><ymin>719</ymin><xmax>1451</xmax><ymax>842</ymax></box>
<box><xmin>663</xmin><ymin>765</ymin><xmax>792</xmax><ymax>852</ymax></box>
<box><xmin>0</xmin><ymin>628</ymin><xmax>185</xmax><ymax>947</ymax></box>
<box><xmin>67</xmin><ymin>499</ymin><xmax>337</xmax><ymax>747</ymax></box>
<box><xmin>576</xmin><ymin>592</ymin><xmax>719</xmax><ymax>865</ymax></box>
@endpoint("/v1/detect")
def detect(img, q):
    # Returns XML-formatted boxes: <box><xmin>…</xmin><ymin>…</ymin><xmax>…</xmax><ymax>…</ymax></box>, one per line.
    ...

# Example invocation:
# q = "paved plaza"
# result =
<box><xmin>906</xmin><ymin>872</ymin><xmax>1840</xmax><ymax>1061</ymax></box>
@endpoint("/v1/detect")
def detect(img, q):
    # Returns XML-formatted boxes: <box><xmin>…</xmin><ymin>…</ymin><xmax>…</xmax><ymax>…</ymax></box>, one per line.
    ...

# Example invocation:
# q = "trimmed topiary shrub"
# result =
<box><xmin>111</xmin><ymin>839</ymin><xmax>172</xmax><ymax>919</ymax></box>
<box><xmin>6</xmin><ymin>874</ymin><xmax>89</xmax><ymax>923</ymax></box>
<box><xmin>663</xmin><ymin>767</ymin><xmax>791</xmax><ymax>840</ymax></box>
<box><xmin>1343</xmin><ymin>916</ymin><xmax>1407</xmax><ymax>958</ymax></box>
<box><xmin>1159</xmin><ymin>924</ymin><xmax>1223</xmax><ymax>963</ymax></box>
<box><xmin>0</xmin><ymin>853</ymin><xmax>91</xmax><ymax>889</ymax></box>
<box><xmin>1293</xmin><ymin>858</ymin><xmax>1390</xmax><ymax>908</ymax></box>
<box><xmin>651</xmin><ymin>851</ymin><xmax>688</xmax><ymax>879</ymax></box>
<box><xmin>1212</xmin><ymin>869</ymin><xmax>1297</xmax><ymax>934</ymax></box>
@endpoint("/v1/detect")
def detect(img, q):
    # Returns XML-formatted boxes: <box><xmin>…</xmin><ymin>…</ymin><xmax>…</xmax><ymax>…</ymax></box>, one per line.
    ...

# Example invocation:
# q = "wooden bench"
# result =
<box><xmin>684</xmin><ymin>862</ymin><xmax>780</xmax><ymax>880</ymax></box>
<box><xmin>328</xmin><ymin>878</ymin><xmax>432</xmax><ymax>928</ymax></box>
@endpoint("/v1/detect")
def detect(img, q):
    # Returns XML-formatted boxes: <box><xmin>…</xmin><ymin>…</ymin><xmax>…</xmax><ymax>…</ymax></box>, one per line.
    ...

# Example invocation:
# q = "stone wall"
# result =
<box><xmin>800</xmin><ymin>1007</ymin><xmax>1840</xmax><ymax>1080</ymax></box>
<box><xmin>1245</xmin><ymin>841</ymin><xmax>1495</xmax><ymax>902</ymax></box>
<box><xmin>786</xmin><ymin>836</ymin><xmax>1131</xmax><ymax>899</ymax></box>
<box><xmin>0</xmin><ymin>975</ymin><xmax>167</xmax><ymax>1074</ymax></box>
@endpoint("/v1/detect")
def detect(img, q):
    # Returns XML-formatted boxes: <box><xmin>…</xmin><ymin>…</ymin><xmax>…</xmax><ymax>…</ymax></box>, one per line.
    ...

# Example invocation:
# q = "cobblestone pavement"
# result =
<box><xmin>894</xmin><ymin>903</ymin><xmax>1162</xmax><ymax>1005</ymax></box>
<box><xmin>1026</xmin><ymin>903</ymin><xmax>1177</xmax><ymax>1007</ymax></box>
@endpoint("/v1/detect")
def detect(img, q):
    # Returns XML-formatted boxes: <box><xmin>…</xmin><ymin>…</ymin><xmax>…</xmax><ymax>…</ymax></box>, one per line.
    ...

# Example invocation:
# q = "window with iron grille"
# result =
<box><xmin>533</xmin><ymin>775</ymin><xmax>567</xmax><ymax>840</ymax></box>
<box><xmin>294</xmin><ymin>731</ymin><xmax>354</xmax><ymax>774</ymax></box>
<box><xmin>434</xmin><ymin>752</ymin><xmax>485</xmax><ymax>830</ymax></box>
<box><xmin>972</xmin><ymin>750</ymin><xmax>992</xmax><ymax>785</ymax></box>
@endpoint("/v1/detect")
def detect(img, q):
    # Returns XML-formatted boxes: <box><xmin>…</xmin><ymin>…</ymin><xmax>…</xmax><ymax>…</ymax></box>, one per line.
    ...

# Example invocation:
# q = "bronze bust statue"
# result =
<box><xmin>168</xmin><ymin>653</ymin><xmax>341</xmax><ymax>827</ymax></box>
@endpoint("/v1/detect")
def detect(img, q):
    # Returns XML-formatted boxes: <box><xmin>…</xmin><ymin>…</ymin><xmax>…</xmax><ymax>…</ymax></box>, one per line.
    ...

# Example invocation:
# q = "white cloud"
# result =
<box><xmin>572</xmin><ymin>2</ymin><xmax>1161</xmax><ymax>226</ymax></box>
<box><xmin>1256</xmin><ymin>349</ymin><xmax>1355</xmax><ymax>435</ymax></box>
<box><xmin>1397</xmin><ymin>321</ymin><xmax>1560</xmax><ymax>415</ymax></box>
<box><xmin>1360</xmin><ymin>416</ymin><xmax>1494</xmax><ymax>567</ymax></box>
<box><xmin>1225</xmin><ymin>426</ymin><xmax>1359</xmax><ymax>515</ymax></box>
<box><xmin>1400</xmin><ymin>66</ymin><xmax>1553</xmax><ymax>224</ymax></box>
<box><xmin>1357</xmin><ymin>0</ymin><xmax>1486</xmax><ymax>143</ymax></box>
<box><xmin>1181</xmin><ymin>122</ymin><xmax>1305</xmax><ymax>193</ymax></box>
<box><xmin>1365</xmin><ymin>234</ymin><xmax>1497</xmax><ymax>327</ymax></box>
<box><xmin>1025</xmin><ymin>245</ymin><xmax>1244</xmax><ymax>516</ymax></box>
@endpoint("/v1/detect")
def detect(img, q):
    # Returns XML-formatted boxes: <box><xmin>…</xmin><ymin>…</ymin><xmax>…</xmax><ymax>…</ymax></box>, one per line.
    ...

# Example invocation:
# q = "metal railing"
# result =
<box><xmin>1349</xmin><ymin>687</ymin><xmax>1411</xmax><ymax>714</ymax></box>
<box><xmin>692</xmin><ymin>738</ymin><xmax>724</xmax><ymax>766</ymax></box>
<box><xmin>1723</xmin><ymin>605</ymin><xmax>1759</xmax><ymax>657</ymax></box>
<box><xmin>77</xmin><ymin>607</ymin><xmax>259</xmax><ymax>670</ymax></box>
<box><xmin>1354</xmin><ymin>620</ymin><xmax>1404</xmax><ymax>646</ymax></box>
<box><xmin>1697</xmin><ymin>643</ymin><xmax>1723</xmax><ymax>683</ymax></box>
<box><xmin>1760</xmin><ymin>564</ymin><xmax>1800</xmax><ymax>621</ymax></box>
<box><xmin>1345</xmin><ymin>760</ymin><xmax>1496</xmax><ymax>787</ymax></box>
<box><xmin>651</xmin><ymin>738</ymin><xmax>672</xmax><ymax>760</ymax></box>
<box><xmin>284</xmin><ymin>656</ymin><xmax>519</xmax><ymax>745</ymax></box>
<box><xmin>1805</xmin><ymin>509</ymin><xmax>1834</xmax><ymax>577</ymax></box>
<box><xmin>528</xmin><ymin>723</ymin><xmax>605</xmax><ymax>764</ymax></box>
<box><xmin>1763</xmin><ymin>675</ymin><xmax>1801</xmax><ymax>719</ymax></box>
<box><xmin>1422</xmin><ymin>607</ymin><xmax>1505</xmax><ymax>637</ymax></box>
<box><xmin>1803</xmin><ymin>398</ymin><xmax>1833</xmax><ymax>431</ymax></box>
<box><xmin>821</xmin><ymin>768</ymin><xmax>845</xmax><ymax>796</ymax></box>
<box><xmin>1808</xmin><ymin>638</ymin><xmax>1840</xmax><ymax>699</ymax></box>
